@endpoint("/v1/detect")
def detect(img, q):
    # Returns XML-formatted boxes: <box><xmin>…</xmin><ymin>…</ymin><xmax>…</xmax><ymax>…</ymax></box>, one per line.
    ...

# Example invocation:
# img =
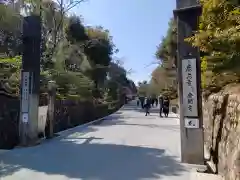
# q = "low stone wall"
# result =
<box><xmin>0</xmin><ymin>94</ymin><xmax>19</xmax><ymax>149</ymax></box>
<box><xmin>45</xmin><ymin>100</ymin><xmax>122</xmax><ymax>135</ymax></box>
<box><xmin>203</xmin><ymin>85</ymin><xmax>240</xmax><ymax>180</ymax></box>
<box><xmin>0</xmin><ymin>95</ymin><xmax>123</xmax><ymax>149</ymax></box>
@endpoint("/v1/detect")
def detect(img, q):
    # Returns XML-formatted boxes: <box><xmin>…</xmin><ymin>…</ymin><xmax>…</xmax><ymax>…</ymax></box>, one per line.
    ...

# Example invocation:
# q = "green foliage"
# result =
<box><xmin>105</xmin><ymin>61</ymin><xmax>135</xmax><ymax>100</ymax></box>
<box><xmin>149</xmin><ymin>18</ymin><xmax>177</xmax><ymax>99</ymax></box>
<box><xmin>106</xmin><ymin>80</ymin><xmax>119</xmax><ymax>100</ymax></box>
<box><xmin>0</xmin><ymin>2</ymin><xmax>136</xmax><ymax>104</ymax></box>
<box><xmin>186</xmin><ymin>0</ymin><xmax>240</xmax><ymax>91</ymax></box>
<box><xmin>137</xmin><ymin>81</ymin><xmax>150</xmax><ymax>97</ymax></box>
<box><xmin>53</xmin><ymin>71</ymin><xmax>94</xmax><ymax>99</ymax></box>
<box><xmin>155</xmin><ymin>18</ymin><xmax>177</xmax><ymax>67</ymax></box>
<box><xmin>84</xmin><ymin>27</ymin><xmax>114</xmax><ymax>89</ymax></box>
<box><xmin>66</xmin><ymin>16</ymin><xmax>88</xmax><ymax>43</ymax></box>
<box><xmin>0</xmin><ymin>5</ymin><xmax>22</xmax><ymax>57</ymax></box>
<box><xmin>0</xmin><ymin>56</ymin><xmax>21</xmax><ymax>95</ymax></box>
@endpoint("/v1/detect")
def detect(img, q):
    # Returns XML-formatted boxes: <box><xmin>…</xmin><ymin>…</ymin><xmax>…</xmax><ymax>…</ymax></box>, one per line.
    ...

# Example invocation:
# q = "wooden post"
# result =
<box><xmin>47</xmin><ymin>80</ymin><xmax>56</xmax><ymax>138</ymax></box>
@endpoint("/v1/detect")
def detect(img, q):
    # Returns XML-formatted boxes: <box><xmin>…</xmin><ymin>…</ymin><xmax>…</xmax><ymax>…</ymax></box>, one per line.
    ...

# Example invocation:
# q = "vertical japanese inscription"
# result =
<box><xmin>182</xmin><ymin>59</ymin><xmax>198</xmax><ymax>116</ymax></box>
<box><xmin>21</xmin><ymin>72</ymin><xmax>30</xmax><ymax>113</ymax></box>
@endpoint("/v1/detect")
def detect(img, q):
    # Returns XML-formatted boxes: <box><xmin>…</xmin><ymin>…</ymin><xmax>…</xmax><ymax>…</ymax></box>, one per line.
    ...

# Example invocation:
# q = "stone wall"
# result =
<box><xmin>0</xmin><ymin>95</ymin><xmax>123</xmax><ymax>149</ymax></box>
<box><xmin>0</xmin><ymin>94</ymin><xmax>19</xmax><ymax>149</ymax></box>
<box><xmin>46</xmin><ymin>100</ymin><xmax>122</xmax><ymax>134</ymax></box>
<box><xmin>203</xmin><ymin>84</ymin><xmax>240</xmax><ymax>180</ymax></box>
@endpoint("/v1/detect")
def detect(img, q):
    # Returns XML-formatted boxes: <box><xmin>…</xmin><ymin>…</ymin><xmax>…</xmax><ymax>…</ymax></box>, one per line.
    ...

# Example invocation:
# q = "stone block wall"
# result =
<box><xmin>0</xmin><ymin>94</ymin><xmax>19</xmax><ymax>149</ymax></box>
<box><xmin>0</xmin><ymin>95</ymin><xmax>123</xmax><ymax>149</ymax></box>
<box><xmin>203</xmin><ymin>85</ymin><xmax>240</xmax><ymax>180</ymax></box>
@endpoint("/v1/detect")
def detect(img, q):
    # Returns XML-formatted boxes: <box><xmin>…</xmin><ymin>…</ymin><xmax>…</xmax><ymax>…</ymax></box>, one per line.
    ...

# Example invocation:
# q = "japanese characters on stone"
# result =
<box><xmin>182</xmin><ymin>59</ymin><xmax>198</xmax><ymax>116</ymax></box>
<box><xmin>185</xmin><ymin>61</ymin><xmax>194</xmax><ymax>113</ymax></box>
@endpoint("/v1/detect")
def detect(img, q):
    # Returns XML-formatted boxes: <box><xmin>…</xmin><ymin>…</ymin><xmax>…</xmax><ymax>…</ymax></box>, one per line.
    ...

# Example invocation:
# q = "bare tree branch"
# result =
<box><xmin>65</xmin><ymin>0</ymin><xmax>86</xmax><ymax>12</ymax></box>
<box><xmin>144</xmin><ymin>60</ymin><xmax>160</xmax><ymax>68</ymax></box>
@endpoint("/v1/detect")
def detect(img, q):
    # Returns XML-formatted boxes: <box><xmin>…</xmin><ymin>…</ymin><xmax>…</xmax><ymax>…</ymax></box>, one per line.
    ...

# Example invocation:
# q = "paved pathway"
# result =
<box><xmin>0</xmin><ymin>101</ymin><xmax>222</xmax><ymax>180</ymax></box>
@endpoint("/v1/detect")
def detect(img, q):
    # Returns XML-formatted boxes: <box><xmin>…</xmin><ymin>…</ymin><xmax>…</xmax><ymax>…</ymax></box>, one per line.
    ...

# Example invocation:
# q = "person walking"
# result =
<box><xmin>140</xmin><ymin>97</ymin><xmax>144</xmax><ymax>109</ymax></box>
<box><xmin>155</xmin><ymin>97</ymin><xmax>158</xmax><ymax>107</ymax></box>
<box><xmin>159</xmin><ymin>95</ymin><xmax>164</xmax><ymax>117</ymax></box>
<box><xmin>151</xmin><ymin>97</ymin><xmax>155</xmax><ymax>107</ymax></box>
<box><xmin>162</xmin><ymin>96</ymin><xmax>170</xmax><ymax>117</ymax></box>
<box><xmin>144</xmin><ymin>97</ymin><xmax>151</xmax><ymax>116</ymax></box>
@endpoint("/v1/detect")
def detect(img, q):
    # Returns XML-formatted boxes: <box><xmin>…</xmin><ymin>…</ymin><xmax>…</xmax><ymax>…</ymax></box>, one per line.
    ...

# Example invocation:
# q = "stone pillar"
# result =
<box><xmin>174</xmin><ymin>0</ymin><xmax>204</xmax><ymax>164</ymax></box>
<box><xmin>19</xmin><ymin>15</ymin><xmax>41</xmax><ymax>146</ymax></box>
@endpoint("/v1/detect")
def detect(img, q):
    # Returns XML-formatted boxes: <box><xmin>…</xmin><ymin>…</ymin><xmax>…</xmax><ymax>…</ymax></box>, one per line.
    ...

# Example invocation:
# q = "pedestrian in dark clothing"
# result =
<box><xmin>144</xmin><ymin>97</ymin><xmax>151</xmax><ymax>116</ymax></box>
<box><xmin>155</xmin><ymin>98</ymin><xmax>158</xmax><ymax>107</ymax></box>
<box><xmin>159</xmin><ymin>95</ymin><xmax>164</xmax><ymax>117</ymax></box>
<box><xmin>162</xmin><ymin>96</ymin><xmax>170</xmax><ymax>117</ymax></box>
<box><xmin>151</xmin><ymin>98</ymin><xmax>155</xmax><ymax>107</ymax></box>
<box><xmin>137</xmin><ymin>99</ymin><xmax>139</xmax><ymax>106</ymax></box>
<box><xmin>139</xmin><ymin>97</ymin><xmax>144</xmax><ymax>109</ymax></box>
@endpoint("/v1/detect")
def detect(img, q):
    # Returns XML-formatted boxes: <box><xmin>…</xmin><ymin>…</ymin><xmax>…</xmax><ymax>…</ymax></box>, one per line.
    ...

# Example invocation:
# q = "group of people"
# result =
<box><xmin>137</xmin><ymin>95</ymin><xmax>170</xmax><ymax>117</ymax></box>
<box><xmin>137</xmin><ymin>97</ymin><xmax>158</xmax><ymax>108</ymax></box>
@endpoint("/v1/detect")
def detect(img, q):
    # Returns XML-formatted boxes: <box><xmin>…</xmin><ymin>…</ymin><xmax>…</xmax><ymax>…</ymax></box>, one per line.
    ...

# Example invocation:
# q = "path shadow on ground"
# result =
<box><xmin>98</xmin><ymin>114</ymin><xmax>180</xmax><ymax>132</ymax></box>
<box><xmin>54</xmin><ymin>124</ymin><xmax>99</xmax><ymax>140</ymax></box>
<box><xmin>0</xmin><ymin>134</ymin><xmax>187</xmax><ymax>180</ymax></box>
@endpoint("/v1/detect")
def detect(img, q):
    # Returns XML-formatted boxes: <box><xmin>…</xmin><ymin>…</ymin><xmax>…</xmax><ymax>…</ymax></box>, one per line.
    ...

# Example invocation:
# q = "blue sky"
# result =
<box><xmin>72</xmin><ymin>0</ymin><xmax>176</xmax><ymax>84</ymax></box>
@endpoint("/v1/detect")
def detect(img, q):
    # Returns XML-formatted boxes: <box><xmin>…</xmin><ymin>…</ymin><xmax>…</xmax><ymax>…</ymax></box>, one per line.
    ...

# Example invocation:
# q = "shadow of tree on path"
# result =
<box><xmin>99</xmin><ymin>116</ymin><xmax>180</xmax><ymax>132</ymax></box>
<box><xmin>1</xmin><ymin>135</ymin><xmax>187</xmax><ymax>180</ymax></box>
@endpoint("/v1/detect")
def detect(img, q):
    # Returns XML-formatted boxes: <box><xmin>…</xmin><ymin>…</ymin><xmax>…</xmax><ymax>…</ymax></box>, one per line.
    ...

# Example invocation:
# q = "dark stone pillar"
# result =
<box><xmin>19</xmin><ymin>15</ymin><xmax>41</xmax><ymax>146</ymax></box>
<box><xmin>174</xmin><ymin>0</ymin><xmax>204</xmax><ymax>164</ymax></box>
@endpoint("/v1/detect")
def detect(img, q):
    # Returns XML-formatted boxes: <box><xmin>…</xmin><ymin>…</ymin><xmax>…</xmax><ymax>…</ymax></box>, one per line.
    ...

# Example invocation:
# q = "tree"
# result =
<box><xmin>150</xmin><ymin>18</ymin><xmax>178</xmax><ymax>99</ymax></box>
<box><xmin>155</xmin><ymin>18</ymin><xmax>177</xmax><ymax>69</ymax></box>
<box><xmin>0</xmin><ymin>1</ymin><xmax>136</xmax><ymax>105</ymax></box>
<box><xmin>84</xmin><ymin>26</ymin><xmax>115</xmax><ymax>90</ymax></box>
<box><xmin>0</xmin><ymin>56</ymin><xmax>21</xmax><ymax>96</ymax></box>
<box><xmin>186</xmin><ymin>0</ymin><xmax>240</xmax><ymax>90</ymax></box>
<box><xmin>105</xmin><ymin>60</ymin><xmax>137</xmax><ymax>100</ymax></box>
<box><xmin>66</xmin><ymin>15</ymin><xmax>88</xmax><ymax>43</ymax></box>
<box><xmin>18</xmin><ymin>0</ymin><xmax>87</xmax><ymax>69</ymax></box>
<box><xmin>65</xmin><ymin>19</ymin><xmax>116</xmax><ymax>98</ymax></box>
<box><xmin>137</xmin><ymin>80</ymin><xmax>149</xmax><ymax>97</ymax></box>
<box><xmin>0</xmin><ymin>4</ymin><xmax>22</xmax><ymax>57</ymax></box>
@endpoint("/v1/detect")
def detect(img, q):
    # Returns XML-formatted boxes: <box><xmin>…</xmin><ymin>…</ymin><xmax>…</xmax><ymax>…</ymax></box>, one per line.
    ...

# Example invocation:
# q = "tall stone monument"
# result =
<box><xmin>19</xmin><ymin>15</ymin><xmax>41</xmax><ymax>146</ymax></box>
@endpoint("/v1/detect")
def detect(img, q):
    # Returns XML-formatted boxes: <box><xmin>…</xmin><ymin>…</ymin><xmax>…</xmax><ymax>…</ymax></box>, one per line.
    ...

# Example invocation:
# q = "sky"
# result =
<box><xmin>72</xmin><ymin>0</ymin><xmax>176</xmax><ymax>84</ymax></box>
